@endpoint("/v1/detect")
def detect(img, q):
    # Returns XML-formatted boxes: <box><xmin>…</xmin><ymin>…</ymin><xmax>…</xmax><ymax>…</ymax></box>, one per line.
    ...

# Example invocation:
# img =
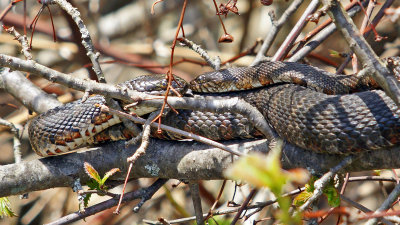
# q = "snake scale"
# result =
<box><xmin>28</xmin><ymin>60</ymin><xmax>400</xmax><ymax>156</ymax></box>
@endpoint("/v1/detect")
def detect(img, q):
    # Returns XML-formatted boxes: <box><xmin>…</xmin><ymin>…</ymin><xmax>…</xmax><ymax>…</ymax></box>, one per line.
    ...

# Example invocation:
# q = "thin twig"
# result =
<box><xmin>100</xmin><ymin>105</ymin><xmax>245</xmax><ymax>156</ymax></box>
<box><xmin>3</xmin><ymin>26</ymin><xmax>32</xmax><ymax>60</ymax></box>
<box><xmin>289</xmin><ymin>0</ymin><xmax>368</xmax><ymax>62</ymax></box>
<box><xmin>231</xmin><ymin>189</ymin><xmax>258</xmax><ymax>225</ymax></box>
<box><xmin>342</xmin><ymin>194</ymin><xmax>399</xmax><ymax>224</ymax></box>
<box><xmin>321</xmin><ymin>0</ymin><xmax>400</xmax><ymax>106</ymax></box>
<box><xmin>189</xmin><ymin>181</ymin><xmax>204</xmax><ymax>225</ymax></box>
<box><xmin>143</xmin><ymin>187</ymin><xmax>304</xmax><ymax>224</ymax></box>
<box><xmin>50</xmin><ymin>0</ymin><xmax>105</xmax><ymax>83</ymax></box>
<box><xmin>365</xmin><ymin>182</ymin><xmax>400</xmax><ymax>225</ymax></box>
<box><xmin>299</xmin><ymin>155</ymin><xmax>355</xmax><ymax>212</ymax></box>
<box><xmin>115</xmin><ymin>111</ymin><xmax>161</xmax><ymax>214</ymax></box>
<box><xmin>252</xmin><ymin>0</ymin><xmax>304</xmax><ymax>65</ymax></box>
<box><xmin>0</xmin><ymin>118</ymin><xmax>22</xmax><ymax>163</ymax></box>
<box><xmin>272</xmin><ymin>0</ymin><xmax>319</xmax><ymax>61</ymax></box>
<box><xmin>178</xmin><ymin>38</ymin><xmax>221</xmax><ymax>70</ymax></box>
<box><xmin>45</xmin><ymin>178</ymin><xmax>167</xmax><ymax>225</ymax></box>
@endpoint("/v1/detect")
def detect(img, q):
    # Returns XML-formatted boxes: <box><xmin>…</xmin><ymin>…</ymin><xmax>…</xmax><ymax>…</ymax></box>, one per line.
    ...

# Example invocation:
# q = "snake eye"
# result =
<box><xmin>161</xmin><ymin>79</ymin><xmax>168</xmax><ymax>89</ymax></box>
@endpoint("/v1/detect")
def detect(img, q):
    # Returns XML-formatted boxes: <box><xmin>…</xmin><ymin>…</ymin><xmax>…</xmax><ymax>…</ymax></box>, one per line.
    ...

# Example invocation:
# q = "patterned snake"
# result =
<box><xmin>28</xmin><ymin>60</ymin><xmax>400</xmax><ymax>156</ymax></box>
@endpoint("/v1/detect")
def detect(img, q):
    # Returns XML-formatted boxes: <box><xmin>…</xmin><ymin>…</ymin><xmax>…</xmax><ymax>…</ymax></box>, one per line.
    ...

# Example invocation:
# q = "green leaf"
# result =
<box><xmin>84</xmin><ymin>162</ymin><xmax>101</xmax><ymax>184</ymax></box>
<box><xmin>293</xmin><ymin>189</ymin><xmax>313</xmax><ymax>207</ymax></box>
<box><xmin>83</xmin><ymin>193</ymin><xmax>92</xmax><ymax>208</ymax></box>
<box><xmin>276</xmin><ymin>196</ymin><xmax>302</xmax><ymax>225</ymax></box>
<box><xmin>206</xmin><ymin>216</ymin><xmax>232</xmax><ymax>225</ymax></box>
<box><xmin>225</xmin><ymin>140</ymin><xmax>309</xmax><ymax>196</ymax></box>
<box><xmin>101</xmin><ymin>168</ymin><xmax>120</xmax><ymax>186</ymax></box>
<box><xmin>323</xmin><ymin>186</ymin><xmax>340</xmax><ymax>207</ymax></box>
<box><xmin>0</xmin><ymin>197</ymin><xmax>17</xmax><ymax>218</ymax></box>
<box><xmin>87</xmin><ymin>179</ymin><xmax>100</xmax><ymax>190</ymax></box>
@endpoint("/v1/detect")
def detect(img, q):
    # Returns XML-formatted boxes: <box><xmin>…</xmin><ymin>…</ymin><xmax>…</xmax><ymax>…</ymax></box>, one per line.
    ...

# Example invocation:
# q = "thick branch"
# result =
<box><xmin>0</xmin><ymin>54</ymin><xmax>149</xmax><ymax>103</ymax></box>
<box><xmin>2</xmin><ymin>139</ymin><xmax>400</xmax><ymax>197</ymax></box>
<box><xmin>0</xmin><ymin>68</ymin><xmax>61</xmax><ymax>113</ymax></box>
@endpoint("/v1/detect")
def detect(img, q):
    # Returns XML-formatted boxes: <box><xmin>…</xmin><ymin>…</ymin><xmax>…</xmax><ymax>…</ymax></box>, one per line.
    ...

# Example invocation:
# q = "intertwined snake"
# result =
<box><xmin>28</xmin><ymin>60</ymin><xmax>400</xmax><ymax>157</ymax></box>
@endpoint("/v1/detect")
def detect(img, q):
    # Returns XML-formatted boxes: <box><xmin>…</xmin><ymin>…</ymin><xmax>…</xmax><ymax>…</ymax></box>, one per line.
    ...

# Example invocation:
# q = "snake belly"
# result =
<box><xmin>28</xmin><ymin>61</ymin><xmax>400</xmax><ymax>156</ymax></box>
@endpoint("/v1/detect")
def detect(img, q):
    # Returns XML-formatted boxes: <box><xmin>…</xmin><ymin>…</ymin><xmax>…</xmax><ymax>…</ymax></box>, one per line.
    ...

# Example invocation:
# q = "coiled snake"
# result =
<box><xmin>28</xmin><ymin>60</ymin><xmax>400</xmax><ymax>156</ymax></box>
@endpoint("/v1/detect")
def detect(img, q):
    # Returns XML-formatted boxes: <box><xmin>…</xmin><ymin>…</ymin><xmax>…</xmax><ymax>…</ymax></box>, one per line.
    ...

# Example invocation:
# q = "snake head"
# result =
<box><xmin>117</xmin><ymin>74</ymin><xmax>189</xmax><ymax>96</ymax></box>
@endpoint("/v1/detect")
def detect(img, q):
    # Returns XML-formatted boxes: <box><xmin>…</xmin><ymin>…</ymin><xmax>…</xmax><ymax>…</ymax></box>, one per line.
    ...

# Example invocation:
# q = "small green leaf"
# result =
<box><xmin>225</xmin><ymin>140</ymin><xmax>309</xmax><ymax>196</ymax></box>
<box><xmin>87</xmin><ymin>179</ymin><xmax>99</xmax><ymax>190</ymax></box>
<box><xmin>84</xmin><ymin>162</ymin><xmax>101</xmax><ymax>183</ymax></box>
<box><xmin>83</xmin><ymin>193</ymin><xmax>92</xmax><ymax>208</ymax></box>
<box><xmin>101</xmin><ymin>168</ymin><xmax>120</xmax><ymax>186</ymax></box>
<box><xmin>293</xmin><ymin>189</ymin><xmax>313</xmax><ymax>207</ymax></box>
<box><xmin>323</xmin><ymin>186</ymin><xmax>340</xmax><ymax>207</ymax></box>
<box><xmin>0</xmin><ymin>197</ymin><xmax>17</xmax><ymax>218</ymax></box>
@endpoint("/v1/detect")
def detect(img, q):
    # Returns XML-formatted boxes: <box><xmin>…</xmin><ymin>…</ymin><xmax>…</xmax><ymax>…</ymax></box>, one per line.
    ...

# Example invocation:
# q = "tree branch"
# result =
<box><xmin>321</xmin><ymin>0</ymin><xmax>400</xmax><ymax>106</ymax></box>
<box><xmin>3</xmin><ymin>138</ymin><xmax>400</xmax><ymax>197</ymax></box>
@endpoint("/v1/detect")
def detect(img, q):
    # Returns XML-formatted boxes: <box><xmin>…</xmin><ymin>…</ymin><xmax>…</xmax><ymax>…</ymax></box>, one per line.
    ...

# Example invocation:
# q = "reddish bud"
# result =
<box><xmin>218</xmin><ymin>33</ymin><xmax>234</xmax><ymax>43</ymax></box>
<box><xmin>260</xmin><ymin>0</ymin><xmax>273</xmax><ymax>6</ymax></box>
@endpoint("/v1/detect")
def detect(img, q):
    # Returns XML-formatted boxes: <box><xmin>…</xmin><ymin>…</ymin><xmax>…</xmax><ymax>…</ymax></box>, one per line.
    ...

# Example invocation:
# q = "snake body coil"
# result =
<box><xmin>28</xmin><ymin>61</ymin><xmax>400</xmax><ymax>156</ymax></box>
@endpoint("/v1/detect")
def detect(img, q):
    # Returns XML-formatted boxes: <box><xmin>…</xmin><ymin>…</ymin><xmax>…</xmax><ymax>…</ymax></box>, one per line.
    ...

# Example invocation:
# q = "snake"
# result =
<box><xmin>28</xmin><ymin>60</ymin><xmax>400</xmax><ymax>157</ymax></box>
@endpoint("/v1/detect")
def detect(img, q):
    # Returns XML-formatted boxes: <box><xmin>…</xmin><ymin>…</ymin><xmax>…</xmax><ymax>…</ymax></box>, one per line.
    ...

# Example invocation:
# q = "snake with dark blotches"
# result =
<box><xmin>28</xmin><ymin>60</ymin><xmax>400</xmax><ymax>157</ymax></box>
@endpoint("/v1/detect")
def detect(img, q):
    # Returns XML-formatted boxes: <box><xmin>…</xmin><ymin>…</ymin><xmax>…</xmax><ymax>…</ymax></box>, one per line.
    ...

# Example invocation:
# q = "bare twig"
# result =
<box><xmin>189</xmin><ymin>181</ymin><xmax>204</xmax><ymax>225</ymax></box>
<box><xmin>3</xmin><ymin>26</ymin><xmax>32</xmax><ymax>60</ymax></box>
<box><xmin>340</xmin><ymin>195</ymin><xmax>396</xmax><ymax>225</ymax></box>
<box><xmin>231</xmin><ymin>188</ymin><xmax>258</xmax><ymax>225</ymax></box>
<box><xmin>178</xmin><ymin>38</ymin><xmax>221</xmax><ymax>70</ymax></box>
<box><xmin>321</xmin><ymin>0</ymin><xmax>400</xmax><ymax>106</ymax></box>
<box><xmin>0</xmin><ymin>68</ymin><xmax>62</xmax><ymax>113</ymax></box>
<box><xmin>0</xmin><ymin>118</ymin><xmax>22</xmax><ymax>163</ymax></box>
<box><xmin>288</xmin><ymin>0</ymin><xmax>368</xmax><ymax>62</ymax></box>
<box><xmin>298</xmin><ymin>155</ymin><xmax>356</xmax><ymax>212</ymax></box>
<box><xmin>100</xmin><ymin>105</ymin><xmax>245</xmax><ymax>156</ymax></box>
<box><xmin>252</xmin><ymin>0</ymin><xmax>304</xmax><ymax>65</ymax></box>
<box><xmin>365</xmin><ymin>182</ymin><xmax>400</xmax><ymax>225</ymax></box>
<box><xmin>143</xmin><ymin>187</ymin><xmax>304</xmax><ymax>224</ymax></box>
<box><xmin>272</xmin><ymin>0</ymin><xmax>319</xmax><ymax>61</ymax></box>
<box><xmin>50</xmin><ymin>0</ymin><xmax>105</xmax><ymax>83</ymax></box>
<box><xmin>45</xmin><ymin>178</ymin><xmax>167</xmax><ymax>225</ymax></box>
<box><xmin>115</xmin><ymin>111</ymin><xmax>160</xmax><ymax>214</ymax></box>
<box><xmin>351</xmin><ymin>0</ymin><xmax>376</xmax><ymax>73</ymax></box>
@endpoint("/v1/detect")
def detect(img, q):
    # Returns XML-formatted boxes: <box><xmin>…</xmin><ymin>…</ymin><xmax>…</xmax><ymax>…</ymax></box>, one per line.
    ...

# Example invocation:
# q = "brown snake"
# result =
<box><xmin>28</xmin><ymin>60</ymin><xmax>400</xmax><ymax>156</ymax></box>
